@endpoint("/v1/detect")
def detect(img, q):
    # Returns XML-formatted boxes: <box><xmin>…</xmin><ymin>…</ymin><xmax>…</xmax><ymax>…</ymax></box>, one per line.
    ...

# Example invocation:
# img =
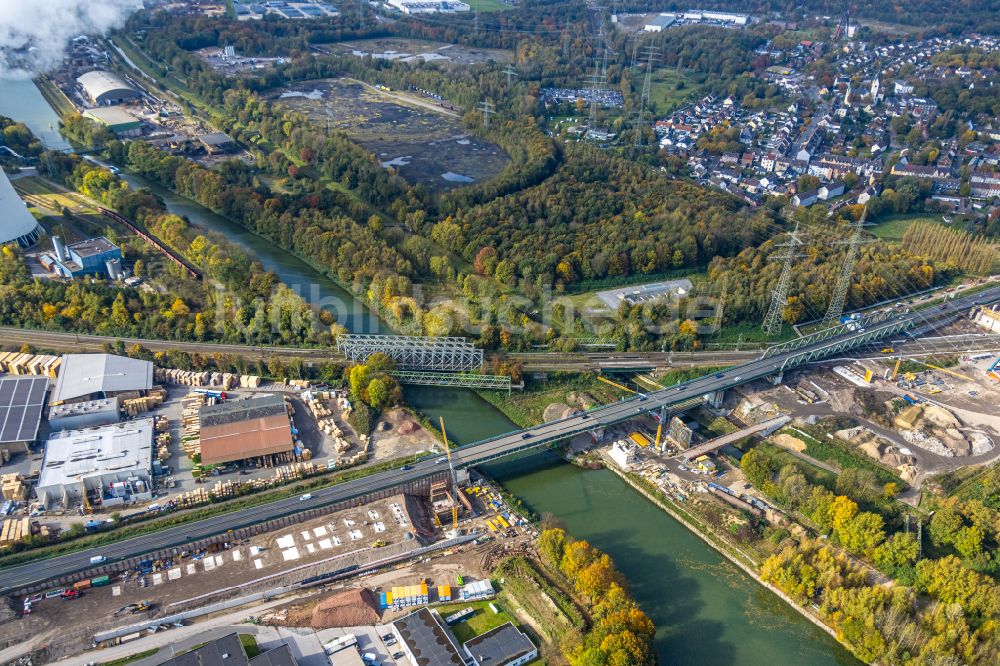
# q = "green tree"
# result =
<box><xmin>837</xmin><ymin>511</ymin><xmax>886</xmax><ymax>557</ymax></box>
<box><xmin>539</xmin><ymin>528</ymin><xmax>567</xmax><ymax>568</ymax></box>
<box><xmin>366</xmin><ymin>377</ymin><xmax>388</xmax><ymax>409</ymax></box>
<box><xmin>929</xmin><ymin>505</ymin><xmax>963</xmax><ymax>546</ymax></box>
<box><xmin>953</xmin><ymin>524</ymin><xmax>984</xmax><ymax>559</ymax></box>
<box><xmin>111</xmin><ymin>293</ymin><xmax>129</xmax><ymax>329</ymax></box>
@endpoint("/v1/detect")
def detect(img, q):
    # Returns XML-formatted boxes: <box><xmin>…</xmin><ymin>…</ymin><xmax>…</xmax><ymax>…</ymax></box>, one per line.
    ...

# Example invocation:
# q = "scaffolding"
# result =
<box><xmin>337</xmin><ymin>335</ymin><xmax>483</xmax><ymax>372</ymax></box>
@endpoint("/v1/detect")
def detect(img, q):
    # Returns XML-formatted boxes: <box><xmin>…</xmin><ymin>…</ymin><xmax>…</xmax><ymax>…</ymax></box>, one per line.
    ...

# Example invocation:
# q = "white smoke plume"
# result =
<box><xmin>0</xmin><ymin>0</ymin><xmax>143</xmax><ymax>78</ymax></box>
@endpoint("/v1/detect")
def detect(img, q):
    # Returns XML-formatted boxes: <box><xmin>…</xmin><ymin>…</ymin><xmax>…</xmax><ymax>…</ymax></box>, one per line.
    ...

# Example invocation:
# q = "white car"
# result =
<box><xmin>299</xmin><ymin>493</ymin><xmax>313</xmax><ymax>502</ymax></box>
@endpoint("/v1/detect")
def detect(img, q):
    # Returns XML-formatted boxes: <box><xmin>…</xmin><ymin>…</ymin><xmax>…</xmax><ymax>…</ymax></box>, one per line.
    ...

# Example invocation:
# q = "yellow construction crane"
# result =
<box><xmin>912</xmin><ymin>360</ymin><xmax>974</xmax><ymax>382</ymax></box>
<box><xmin>890</xmin><ymin>358</ymin><xmax>902</xmax><ymax>381</ymax></box>
<box><xmin>439</xmin><ymin>417</ymin><xmax>459</xmax><ymax>531</ymax></box>
<box><xmin>597</xmin><ymin>375</ymin><xmax>638</xmax><ymax>394</ymax></box>
<box><xmin>653</xmin><ymin>405</ymin><xmax>669</xmax><ymax>449</ymax></box>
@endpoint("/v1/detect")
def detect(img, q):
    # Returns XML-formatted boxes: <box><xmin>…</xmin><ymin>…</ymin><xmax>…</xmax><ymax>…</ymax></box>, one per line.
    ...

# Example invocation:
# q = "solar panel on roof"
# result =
<box><xmin>0</xmin><ymin>381</ymin><xmax>14</xmax><ymax>406</ymax></box>
<box><xmin>0</xmin><ymin>377</ymin><xmax>47</xmax><ymax>443</ymax></box>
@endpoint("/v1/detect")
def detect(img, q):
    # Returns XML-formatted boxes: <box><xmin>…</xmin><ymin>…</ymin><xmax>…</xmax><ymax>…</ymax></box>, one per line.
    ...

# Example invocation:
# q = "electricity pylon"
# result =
<box><xmin>822</xmin><ymin>206</ymin><xmax>872</xmax><ymax>328</ymax></box>
<box><xmin>762</xmin><ymin>221</ymin><xmax>805</xmax><ymax>337</ymax></box>
<box><xmin>480</xmin><ymin>100</ymin><xmax>494</xmax><ymax>130</ymax></box>
<box><xmin>633</xmin><ymin>45</ymin><xmax>659</xmax><ymax>146</ymax></box>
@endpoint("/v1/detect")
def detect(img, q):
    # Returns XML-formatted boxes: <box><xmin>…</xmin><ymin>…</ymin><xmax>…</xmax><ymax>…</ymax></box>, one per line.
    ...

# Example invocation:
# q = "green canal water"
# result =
<box><xmin>4</xmin><ymin>77</ymin><xmax>860</xmax><ymax>665</ymax></box>
<box><xmin>408</xmin><ymin>390</ymin><xmax>862</xmax><ymax>666</ymax></box>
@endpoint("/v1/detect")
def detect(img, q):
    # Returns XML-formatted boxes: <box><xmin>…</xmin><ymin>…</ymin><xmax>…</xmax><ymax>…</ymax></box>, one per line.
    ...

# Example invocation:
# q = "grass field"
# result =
<box><xmin>466</xmin><ymin>0</ymin><xmax>515</xmax><ymax>11</ymax></box>
<box><xmin>868</xmin><ymin>213</ymin><xmax>946</xmax><ymax>242</ymax></box>
<box><xmin>648</xmin><ymin>68</ymin><xmax>704</xmax><ymax>115</ymax></box>
<box><xmin>436</xmin><ymin>600</ymin><xmax>515</xmax><ymax>644</ymax></box>
<box><xmin>478</xmin><ymin>374</ymin><xmax>621</xmax><ymax>427</ymax></box>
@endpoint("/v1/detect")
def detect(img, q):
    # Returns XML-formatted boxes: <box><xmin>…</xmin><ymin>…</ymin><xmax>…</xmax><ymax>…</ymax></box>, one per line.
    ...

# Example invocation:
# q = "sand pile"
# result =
<box><xmin>311</xmin><ymin>588</ymin><xmax>381</xmax><ymax>628</ymax></box>
<box><xmin>544</xmin><ymin>402</ymin><xmax>577</xmax><ymax>421</ymax></box>
<box><xmin>772</xmin><ymin>433</ymin><xmax>806</xmax><ymax>452</ymax></box>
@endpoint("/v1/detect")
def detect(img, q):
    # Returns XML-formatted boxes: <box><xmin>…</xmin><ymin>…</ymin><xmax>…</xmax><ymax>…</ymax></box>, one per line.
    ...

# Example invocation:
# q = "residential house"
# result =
<box><xmin>792</xmin><ymin>190</ymin><xmax>819</xmax><ymax>207</ymax></box>
<box><xmin>818</xmin><ymin>182</ymin><xmax>846</xmax><ymax>200</ymax></box>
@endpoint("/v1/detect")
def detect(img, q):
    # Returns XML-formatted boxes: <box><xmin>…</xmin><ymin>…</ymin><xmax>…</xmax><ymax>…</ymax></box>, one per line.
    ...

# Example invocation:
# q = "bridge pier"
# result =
<box><xmin>766</xmin><ymin>372</ymin><xmax>784</xmax><ymax>385</ymax></box>
<box><xmin>705</xmin><ymin>390</ymin><xmax>725</xmax><ymax>408</ymax></box>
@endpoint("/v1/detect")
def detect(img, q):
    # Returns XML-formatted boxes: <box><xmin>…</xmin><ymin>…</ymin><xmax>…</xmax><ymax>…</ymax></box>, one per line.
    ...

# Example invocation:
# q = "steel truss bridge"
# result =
<box><xmin>390</xmin><ymin>371</ymin><xmax>513</xmax><ymax>392</ymax></box>
<box><xmin>337</xmin><ymin>334</ymin><xmax>483</xmax><ymax>371</ymax></box>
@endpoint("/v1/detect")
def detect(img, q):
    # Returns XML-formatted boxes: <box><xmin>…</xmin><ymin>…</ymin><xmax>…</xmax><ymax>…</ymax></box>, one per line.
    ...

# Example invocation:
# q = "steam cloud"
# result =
<box><xmin>0</xmin><ymin>0</ymin><xmax>143</xmax><ymax>78</ymax></box>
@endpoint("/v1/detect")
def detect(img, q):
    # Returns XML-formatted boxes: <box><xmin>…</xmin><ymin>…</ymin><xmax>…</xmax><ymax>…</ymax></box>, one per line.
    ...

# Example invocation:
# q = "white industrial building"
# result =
<box><xmin>608</xmin><ymin>441</ymin><xmax>636</xmax><ymax>469</ymax></box>
<box><xmin>682</xmin><ymin>9</ymin><xmax>750</xmax><ymax>25</ymax></box>
<box><xmin>76</xmin><ymin>70</ymin><xmax>140</xmax><ymax>106</ymax></box>
<box><xmin>463</xmin><ymin>623</ymin><xmax>538</xmax><ymax>666</ymax></box>
<box><xmin>644</xmin><ymin>14</ymin><xmax>677</xmax><ymax>32</ymax></box>
<box><xmin>36</xmin><ymin>418</ymin><xmax>154</xmax><ymax>508</ymax></box>
<box><xmin>51</xmin><ymin>354</ymin><xmax>153</xmax><ymax>405</ymax></box>
<box><xmin>387</xmin><ymin>0</ymin><xmax>470</xmax><ymax>14</ymax></box>
<box><xmin>48</xmin><ymin>398</ymin><xmax>121</xmax><ymax>431</ymax></box>
<box><xmin>0</xmin><ymin>169</ymin><xmax>43</xmax><ymax>248</ymax></box>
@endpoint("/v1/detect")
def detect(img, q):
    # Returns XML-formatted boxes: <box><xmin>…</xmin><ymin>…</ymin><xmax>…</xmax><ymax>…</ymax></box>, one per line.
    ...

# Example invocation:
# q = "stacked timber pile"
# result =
<box><xmin>240</xmin><ymin>375</ymin><xmax>262</xmax><ymax>389</ymax></box>
<box><xmin>0</xmin><ymin>352</ymin><xmax>61</xmax><ymax>377</ymax></box>
<box><xmin>154</xmin><ymin>368</ymin><xmax>242</xmax><ymax>390</ymax></box>
<box><xmin>155</xmin><ymin>432</ymin><xmax>171</xmax><ymax>462</ymax></box>
<box><xmin>0</xmin><ymin>518</ymin><xmax>32</xmax><ymax>546</ymax></box>
<box><xmin>304</xmin><ymin>390</ymin><xmax>352</xmax><ymax>453</ymax></box>
<box><xmin>182</xmin><ymin>463</ymin><xmax>324</xmax><ymax>508</ymax></box>
<box><xmin>1</xmin><ymin>474</ymin><xmax>27</xmax><ymax>501</ymax></box>
<box><xmin>181</xmin><ymin>393</ymin><xmax>205</xmax><ymax>459</ymax></box>
<box><xmin>287</xmin><ymin>378</ymin><xmax>311</xmax><ymax>389</ymax></box>
<box><xmin>175</xmin><ymin>487</ymin><xmax>210</xmax><ymax>508</ymax></box>
<box><xmin>122</xmin><ymin>386</ymin><xmax>167</xmax><ymax>416</ymax></box>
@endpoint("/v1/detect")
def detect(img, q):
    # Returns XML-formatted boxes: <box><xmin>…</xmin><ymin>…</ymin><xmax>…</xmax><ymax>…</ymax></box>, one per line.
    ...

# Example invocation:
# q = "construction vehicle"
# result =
<box><xmin>61</xmin><ymin>588</ymin><xmax>80</xmax><ymax>600</ymax></box>
<box><xmin>371</xmin><ymin>540</ymin><xmax>388</xmax><ymax>548</ymax></box>
<box><xmin>597</xmin><ymin>375</ymin><xmax>638</xmax><ymax>394</ymax></box>
<box><xmin>114</xmin><ymin>600</ymin><xmax>153</xmax><ymax>616</ymax></box>
<box><xmin>881</xmin><ymin>348</ymin><xmax>895</xmax><ymax>354</ymax></box>
<box><xmin>440</xmin><ymin>417</ymin><xmax>460</xmax><ymax>532</ymax></box>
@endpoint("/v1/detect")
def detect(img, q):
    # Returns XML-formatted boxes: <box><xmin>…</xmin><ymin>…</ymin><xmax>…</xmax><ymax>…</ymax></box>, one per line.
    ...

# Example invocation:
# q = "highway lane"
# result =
<box><xmin>0</xmin><ymin>460</ymin><xmax>446</xmax><ymax>593</ymax></box>
<box><xmin>2</xmin><ymin>286</ymin><xmax>996</xmax><ymax>594</ymax></box>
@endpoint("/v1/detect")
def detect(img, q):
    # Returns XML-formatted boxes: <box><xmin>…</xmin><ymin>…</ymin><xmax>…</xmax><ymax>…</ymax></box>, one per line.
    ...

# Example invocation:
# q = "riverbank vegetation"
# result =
<box><xmin>507</xmin><ymin>526</ymin><xmax>656</xmax><ymax>665</ymax></box>
<box><xmin>476</xmin><ymin>373</ymin><xmax>622</xmax><ymax>428</ymax></box>
<box><xmin>743</xmin><ymin>443</ymin><xmax>1000</xmax><ymax>664</ymax></box>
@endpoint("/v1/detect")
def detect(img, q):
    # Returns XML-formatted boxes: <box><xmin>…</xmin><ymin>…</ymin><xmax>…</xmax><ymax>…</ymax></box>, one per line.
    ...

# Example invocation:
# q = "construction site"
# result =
<box><xmin>1</xmin><ymin>462</ymin><xmax>536</xmax><ymax>663</ymax></box>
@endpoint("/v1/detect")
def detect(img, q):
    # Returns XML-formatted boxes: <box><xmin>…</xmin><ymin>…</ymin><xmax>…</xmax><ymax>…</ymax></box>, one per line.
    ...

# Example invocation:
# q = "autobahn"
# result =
<box><xmin>0</xmin><ymin>286</ymin><xmax>997</xmax><ymax>594</ymax></box>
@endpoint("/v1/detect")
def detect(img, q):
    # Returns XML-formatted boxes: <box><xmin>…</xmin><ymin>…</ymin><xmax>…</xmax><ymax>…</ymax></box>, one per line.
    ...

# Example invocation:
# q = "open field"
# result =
<box><xmin>322</xmin><ymin>37</ymin><xmax>513</xmax><ymax>65</ymax></box>
<box><xmin>648</xmin><ymin>68</ymin><xmax>705</xmax><ymax>114</ymax></box>
<box><xmin>868</xmin><ymin>212</ymin><xmax>947</xmax><ymax>242</ymax></box>
<box><xmin>436</xmin><ymin>600</ymin><xmax>516</xmax><ymax>644</ymax></box>
<box><xmin>273</xmin><ymin>78</ymin><xmax>509</xmax><ymax>193</ymax></box>
<box><xmin>466</xmin><ymin>0</ymin><xmax>516</xmax><ymax>12</ymax></box>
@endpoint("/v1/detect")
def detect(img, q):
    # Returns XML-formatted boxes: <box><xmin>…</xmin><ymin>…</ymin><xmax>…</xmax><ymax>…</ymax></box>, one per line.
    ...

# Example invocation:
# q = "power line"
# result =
<box><xmin>633</xmin><ymin>45</ymin><xmax>659</xmax><ymax>147</ymax></box>
<box><xmin>822</xmin><ymin>206</ymin><xmax>873</xmax><ymax>327</ymax></box>
<box><xmin>762</xmin><ymin>221</ymin><xmax>805</xmax><ymax>336</ymax></box>
<box><xmin>503</xmin><ymin>64</ymin><xmax>517</xmax><ymax>87</ymax></box>
<box><xmin>480</xmin><ymin>99</ymin><xmax>494</xmax><ymax>130</ymax></box>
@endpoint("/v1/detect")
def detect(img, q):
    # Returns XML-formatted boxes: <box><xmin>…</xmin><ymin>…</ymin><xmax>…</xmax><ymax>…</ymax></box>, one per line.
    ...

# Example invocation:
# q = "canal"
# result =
<box><xmin>0</xmin><ymin>79</ymin><xmax>71</xmax><ymax>152</ymax></box>
<box><xmin>3</xmin><ymin>77</ymin><xmax>859</xmax><ymax>665</ymax></box>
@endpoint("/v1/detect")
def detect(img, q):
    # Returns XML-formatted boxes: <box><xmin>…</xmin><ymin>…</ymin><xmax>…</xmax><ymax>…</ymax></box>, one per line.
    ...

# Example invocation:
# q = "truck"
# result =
<box><xmin>902</xmin><ymin>394</ymin><xmax>919</xmax><ymax>405</ymax></box>
<box><xmin>322</xmin><ymin>633</ymin><xmax>357</xmax><ymax>655</ymax></box>
<box><xmin>90</xmin><ymin>555</ymin><xmax>107</xmax><ymax>565</ymax></box>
